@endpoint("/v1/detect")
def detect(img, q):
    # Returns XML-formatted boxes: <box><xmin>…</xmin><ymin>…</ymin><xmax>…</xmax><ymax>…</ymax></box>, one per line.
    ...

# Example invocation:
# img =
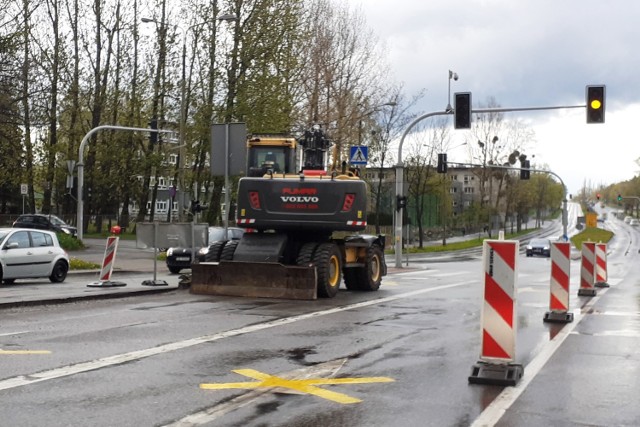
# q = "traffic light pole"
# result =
<box><xmin>394</xmin><ymin>104</ymin><xmax>582</xmax><ymax>268</ymax></box>
<box><xmin>395</xmin><ymin>111</ymin><xmax>450</xmax><ymax>268</ymax></box>
<box><xmin>76</xmin><ymin>125</ymin><xmax>172</xmax><ymax>241</ymax></box>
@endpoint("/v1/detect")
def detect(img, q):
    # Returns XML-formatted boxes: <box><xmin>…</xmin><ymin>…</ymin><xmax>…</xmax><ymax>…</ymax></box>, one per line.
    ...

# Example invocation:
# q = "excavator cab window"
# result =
<box><xmin>248</xmin><ymin>147</ymin><xmax>290</xmax><ymax>176</ymax></box>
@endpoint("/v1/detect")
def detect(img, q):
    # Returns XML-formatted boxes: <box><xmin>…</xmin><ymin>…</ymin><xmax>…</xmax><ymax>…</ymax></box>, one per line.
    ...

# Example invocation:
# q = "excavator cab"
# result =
<box><xmin>246</xmin><ymin>136</ymin><xmax>297</xmax><ymax>176</ymax></box>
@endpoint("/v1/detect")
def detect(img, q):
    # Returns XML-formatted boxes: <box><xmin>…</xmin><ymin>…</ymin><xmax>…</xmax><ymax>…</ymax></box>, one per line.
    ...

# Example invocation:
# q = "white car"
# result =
<box><xmin>630</xmin><ymin>219</ymin><xmax>640</xmax><ymax>227</ymax></box>
<box><xmin>624</xmin><ymin>216</ymin><xmax>632</xmax><ymax>224</ymax></box>
<box><xmin>0</xmin><ymin>228</ymin><xmax>70</xmax><ymax>284</ymax></box>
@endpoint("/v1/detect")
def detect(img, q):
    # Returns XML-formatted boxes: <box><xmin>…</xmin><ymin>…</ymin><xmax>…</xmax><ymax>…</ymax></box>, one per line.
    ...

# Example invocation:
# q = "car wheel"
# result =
<box><xmin>49</xmin><ymin>260</ymin><xmax>69</xmax><ymax>283</ymax></box>
<box><xmin>168</xmin><ymin>266</ymin><xmax>182</xmax><ymax>274</ymax></box>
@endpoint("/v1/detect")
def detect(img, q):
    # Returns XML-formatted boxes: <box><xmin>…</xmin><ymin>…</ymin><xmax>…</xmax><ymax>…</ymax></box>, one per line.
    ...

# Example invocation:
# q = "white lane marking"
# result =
<box><xmin>0</xmin><ymin>281</ymin><xmax>473</xmax><ymax>392</ymax></box>
<box><xmin>470</xmin><ymin>280</ymin><xmax>618</xmax><ymax>427</ymax></box>
<box><xmin>571</xmin><ymin>330</ymin><xmax>640</xmax><ymax>338</ymax></box>
<box><xmin>0</xmin><ymin>331</ymin><xmax>30</xmax><ymax>337</ymax></box>
<box><xmin>400</xmin><ymin>272</ymin><xmax>466</xmax><ymax>280</ymax></box>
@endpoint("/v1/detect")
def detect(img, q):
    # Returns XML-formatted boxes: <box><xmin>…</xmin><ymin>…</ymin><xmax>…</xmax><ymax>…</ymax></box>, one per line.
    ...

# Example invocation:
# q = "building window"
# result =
<box><xmin>464</xmin><ymin>187</ymin><xmax>474</xmax><ymax>194</ymax></box>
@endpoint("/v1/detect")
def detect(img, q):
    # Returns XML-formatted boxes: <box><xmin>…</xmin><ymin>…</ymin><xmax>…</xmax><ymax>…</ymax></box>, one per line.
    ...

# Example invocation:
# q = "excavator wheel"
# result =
<box><xmin>313</xmin><ymin>242</ymin><xmax>342</xmax><ymax>298</ymax></box>
<box><xmin>220</xmin><ymin>240</ymin><xmax>239</xmax><ymax>260</ymax></box>
<box><xmin>296</xmin><ymin>242</ymin><xmax>318</xmax><ymax>266</ymax></box>
<box><xmin>355</xmin><ymin>246</ymin><xmax>383</xmax><ymax>291</ymax></box>
<box><xmin>204</xmin><ymin>241</ymin><xmax>226</xmax><ymax>262</ymax></box>
<box><xmin>343</xmin><ymin>268</ymin><xmax>361</xmax><ymax>290</ymax></box>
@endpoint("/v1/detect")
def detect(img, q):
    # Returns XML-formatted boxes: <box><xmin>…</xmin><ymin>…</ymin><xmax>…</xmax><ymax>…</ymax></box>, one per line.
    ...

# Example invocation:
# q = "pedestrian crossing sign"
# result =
<box><xmin>349</xmin><ymin>146</ymin><xmax>368</xmax><ymax>165</ymax></box>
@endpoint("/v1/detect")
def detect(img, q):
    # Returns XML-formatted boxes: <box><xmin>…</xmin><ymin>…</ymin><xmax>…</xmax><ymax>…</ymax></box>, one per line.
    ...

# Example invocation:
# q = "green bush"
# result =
<box><xmin>58</xmin><ymin>233</ymin><xmax>85</xmax><ymax>251</ymax></box>
<box><xmin>69</xmin><ymin>257</ymin><xmax>101</xmax><ymax>270</ymax></box>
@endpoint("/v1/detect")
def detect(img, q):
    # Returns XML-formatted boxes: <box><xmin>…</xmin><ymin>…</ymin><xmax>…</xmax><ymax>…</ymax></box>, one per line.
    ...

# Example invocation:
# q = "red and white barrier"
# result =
<box><xmin>87</xmin><ymin>237</ymin><xmax>127</xmax><ymax>288</ymax></box>
<box><xmin>544</xmin><ymin>242</ymin><xmax>573</xmax><ymax>323</ymax></box>
<box><xmin>594</xmin><ymin>243</ymin><xmax>609</xmax><ymax>288</ymax></box>
<box><xmin>578</xmin><ymin>242</ymin><xmax>596</xmax><ymax>297</ymax></box>
<box><xmin>469</xmin><ymin>240</ymin><xmax>523</xmax><ymax>386</ymax></box>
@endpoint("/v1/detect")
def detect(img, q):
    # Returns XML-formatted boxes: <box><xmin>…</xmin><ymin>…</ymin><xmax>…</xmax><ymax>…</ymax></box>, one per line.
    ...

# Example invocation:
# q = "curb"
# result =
<box><xmin>0</xmin><ymin>287</ymin><xmax>180</xmax><ymax>310</ymax></box>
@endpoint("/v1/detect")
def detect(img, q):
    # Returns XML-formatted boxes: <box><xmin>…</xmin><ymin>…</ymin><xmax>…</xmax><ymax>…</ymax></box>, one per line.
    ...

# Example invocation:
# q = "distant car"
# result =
<box><xmin>0</xmin><ymin>228</ymin><xmax>69</xmax><ymax>284</ymax></box>
<box><xmin>630</xmin><ymin>219</ymin><xmax>639</xmax><ymax>227</ymax></box>
<box><xmin>624</xmin><ymin>216</ymin><xmax>633</xmax><ymax>224</ymax></box>
<box><xmin>12</xmin><ymin>214</ymin><xmax>77</xmax><ymax>237</ymax></box>
<box><xmin>165</xmin><ymin>226</ymin><xmax>245</xmax><ymax>274</ymax></box>
<box><xmin>526</xmin><ymin>238</ymin><xmax>551</xmax><ymax>257</ymax></box>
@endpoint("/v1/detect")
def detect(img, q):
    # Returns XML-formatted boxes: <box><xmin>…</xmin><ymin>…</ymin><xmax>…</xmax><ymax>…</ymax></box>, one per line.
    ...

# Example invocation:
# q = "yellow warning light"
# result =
<box><xmin>591</xmin><ymin>99</ymin><xmax>602</xmax><ymax>110</ymax></box>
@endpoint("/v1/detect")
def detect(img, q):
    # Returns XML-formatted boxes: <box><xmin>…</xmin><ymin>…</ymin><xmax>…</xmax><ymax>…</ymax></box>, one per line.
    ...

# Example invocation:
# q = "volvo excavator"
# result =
<box><xmin>190</xmin><ymin>126</ymin><xmax>387</xmax><ymax>300</ymax></box>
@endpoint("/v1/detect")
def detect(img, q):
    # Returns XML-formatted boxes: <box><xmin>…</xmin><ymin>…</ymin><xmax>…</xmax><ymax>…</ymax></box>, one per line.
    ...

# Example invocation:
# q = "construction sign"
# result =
<box><xmin>585</xmin><ymin>212</ymin><xmax>598</xmax><ymax>228</ymax></box>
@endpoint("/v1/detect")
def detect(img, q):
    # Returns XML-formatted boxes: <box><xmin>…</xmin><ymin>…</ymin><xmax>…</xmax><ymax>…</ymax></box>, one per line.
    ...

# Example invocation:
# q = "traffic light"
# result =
<box><xmin>617</xmin><ymin>194</ymin><xmax>622</xmax><ymax>202</ymax></box>
<box><xmin>454</xmin><ymin>92</ymin><xmax>471</xmax><ymax>129</ymax></box>
<box><xmin>586</xmin><ymin>85</ymin><xmax>605</xmax><ymax>124</ymax></box>
<box><xmin>190</xmin><ymin>200</ymin><xmax>200</xmax><ymax>214</ymax></box>
<box><xmin>396</xmin><ymin>195</ymin><xmax>407</xmax><ymax>211</ymax></box>
<box><xmin>520</xmin><ymin>160</ymin><xmax>530</xmax><ymax>180</ymax></box>
<box><xmin>596</xmin><ymin>193</ymin><xmax>601</xmax><ymax>200</ymax></box>
<box><xmin>149</xmin><ymin>118</ymin><xmax>158</xmax><ymax>144</ymax></box>
<box><xmin>437</xmin><ymin>153</ymin><xmax>448</xmax><ymax>173</ymax></box>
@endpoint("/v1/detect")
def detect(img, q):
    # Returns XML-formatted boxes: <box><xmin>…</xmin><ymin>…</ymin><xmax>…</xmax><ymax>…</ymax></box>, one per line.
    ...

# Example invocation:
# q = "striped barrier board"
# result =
<box><xmin>577</xmin><ymin>242</ymin><xmax>596</xmax><ymax>297</ymax></box>
<box><xmin>469</xmin><ymin>240</ymin><xmax>524</xmax><ymax>386</ymax></box>
<box><xmin>87</xmin><ymin>236</ymin><xmax>127</xmax><ymax>288</ymax></box>
<box><xmin>594</xmin><ymin>243</ymin><xmax>609</xmax><ymax>288</ymax></box>
<box><xmin>544</xmin><ymin>242</ymin><xmax>573</xmax><ymax>323</ymax></box>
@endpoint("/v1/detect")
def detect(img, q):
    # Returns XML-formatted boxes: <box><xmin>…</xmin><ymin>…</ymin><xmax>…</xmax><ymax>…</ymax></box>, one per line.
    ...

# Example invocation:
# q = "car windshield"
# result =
<box><xmin>47</xmin><ymin>215</ymin><xmax>66</xmax><ymax>226</ymax></box>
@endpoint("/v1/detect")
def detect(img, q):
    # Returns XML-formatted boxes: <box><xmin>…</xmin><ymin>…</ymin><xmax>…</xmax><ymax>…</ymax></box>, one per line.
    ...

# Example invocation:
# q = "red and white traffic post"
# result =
<box><xmin>577</xmin><ymin>242</ymin><xmax>597</xmax><ymax>297</ymax></box>
<box><xmin>87</xmin><ymin>236</ymin><xmax>127</xmax><ymax>288</ymax></box>
<box><xmin>594</xmin><ymin>242</ymin><xmax>610</xmax><ymax>288</ymax></box>
<box><xmin>469</xmin><ymin>240</ymin><xmax>524</xmax><ymax>386</ymax></box>
<box><xmin>544</xmin><ymin>242</ymin><xmax>574</xmax><ymax>323</ymax></box>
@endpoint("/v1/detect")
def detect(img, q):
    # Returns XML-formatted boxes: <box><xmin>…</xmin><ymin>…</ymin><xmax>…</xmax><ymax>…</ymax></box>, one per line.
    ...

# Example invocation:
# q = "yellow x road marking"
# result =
<box><xmin>201</xmin><ymin>369</ymin><xmax>394</xmax><ymax>404</ymax></box>
<box><xmin>0</xmin><ymin>349</ymin><xmax>51</xmax><ymax>355</ymax></box>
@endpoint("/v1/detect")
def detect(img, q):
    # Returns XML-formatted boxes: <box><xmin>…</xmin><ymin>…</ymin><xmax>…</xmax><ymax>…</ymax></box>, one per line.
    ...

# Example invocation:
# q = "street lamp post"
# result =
<box><xmin>143</xmin><ymin>13</ymin><xmax>238</xmax><ymax>222</ymax></box>
<box><xmin>357</xmin><ymin>101</ymin><xmax>396</xmax><ymax>146</ymax></box>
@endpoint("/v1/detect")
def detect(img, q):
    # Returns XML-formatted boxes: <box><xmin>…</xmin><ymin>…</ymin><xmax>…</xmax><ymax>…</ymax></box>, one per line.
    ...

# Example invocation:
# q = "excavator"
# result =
<box><xmin>190</xmin><ymin>126</ymin><xmax>387</xmax><ymax>300</ymax></box>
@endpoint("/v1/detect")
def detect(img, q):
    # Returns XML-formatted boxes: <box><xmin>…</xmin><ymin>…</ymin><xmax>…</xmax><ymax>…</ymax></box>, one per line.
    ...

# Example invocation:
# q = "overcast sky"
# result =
<box><xmin>346</xmin><ymin>0</ymin><xmax>640</xmax><ymax>194</ymax></box>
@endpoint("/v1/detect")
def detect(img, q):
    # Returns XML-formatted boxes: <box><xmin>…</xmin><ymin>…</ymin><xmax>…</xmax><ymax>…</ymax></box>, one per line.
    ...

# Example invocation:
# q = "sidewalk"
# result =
<box><xmin>0</xmin><ymin>240</ymin><xmax>178</xmax><ymax>309</ymax></box>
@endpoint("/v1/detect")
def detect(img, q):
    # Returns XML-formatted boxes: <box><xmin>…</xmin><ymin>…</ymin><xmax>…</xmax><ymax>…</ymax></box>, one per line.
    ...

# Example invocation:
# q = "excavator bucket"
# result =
<box><xmin>190</xmin><ymin>261</ymin><xmax>318</xmax><ymax>300</ymax></box>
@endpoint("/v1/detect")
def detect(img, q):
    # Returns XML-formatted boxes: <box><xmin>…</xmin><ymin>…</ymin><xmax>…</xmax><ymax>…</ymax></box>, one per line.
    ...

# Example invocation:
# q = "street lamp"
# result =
<box><xmin>357</xmin><ymin>101</ymin><xmax>396</xmax><ymax>145</ymax></box>
<box><xmin>177</xmin><ymin>13</ymin><xmax>237</xmax><ymax>222</ymax></box>
<box><xmin>142</xmin><ymin>13</ymin><xmax>237</xmax><ymax>222</ymax></box>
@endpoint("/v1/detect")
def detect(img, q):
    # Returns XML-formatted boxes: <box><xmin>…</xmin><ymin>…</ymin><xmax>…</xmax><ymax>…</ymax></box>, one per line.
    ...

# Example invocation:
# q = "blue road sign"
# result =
<box><xmin>350</xmin><ymin>146</ymin><xmax>368</xmax><ymax>165</ymax></box>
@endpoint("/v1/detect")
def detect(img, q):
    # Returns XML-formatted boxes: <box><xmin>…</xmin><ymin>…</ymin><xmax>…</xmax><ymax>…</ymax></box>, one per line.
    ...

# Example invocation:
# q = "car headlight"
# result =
<box><xmin>167</xmin><ymin>248</ymin><xmax>175</xmax><ymax>256</ymax></box>
<box><xmin>197</xmin><ymin>247</ymin><xmax>208</xmax><ymax>256</ymax></box>
<box><xmin>61</xmin><ymin>228</ymin><xmax>71</xmax><ymax>234</ymax></box>
<box><xmin>526</xmin><ymin>245</ymin><xmax>532</xmax><ymax>250</ymax></box>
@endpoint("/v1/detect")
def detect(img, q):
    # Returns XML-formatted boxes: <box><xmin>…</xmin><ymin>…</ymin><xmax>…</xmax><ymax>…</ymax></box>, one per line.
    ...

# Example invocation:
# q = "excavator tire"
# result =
<box><xmin>343</xmin><ymin>268</ymin><xmax>361</xmax><ymax>290</ymax></box>
<box><xmin>355</xmin><ymin>246</ymin><xmax>383</xmax><ymax>291</ymax></box>
<box><xmin>204</xmin><ymin>241</ymin><xmax>226</xmax><ymax>262</ymax></box>
<box><xmin>313</xmin><ymin>242</ymin><xmax>342</xmax><ymax>298</ymax></box>
<box><xmin>296</xmin><ymin>242</ymin><xmax>318</xmax><ymax>266</ymax></box>
<box><xmin>220</xmin><ymin>240</ymin><xmax>239</xmax><ymax>260</ymax></box>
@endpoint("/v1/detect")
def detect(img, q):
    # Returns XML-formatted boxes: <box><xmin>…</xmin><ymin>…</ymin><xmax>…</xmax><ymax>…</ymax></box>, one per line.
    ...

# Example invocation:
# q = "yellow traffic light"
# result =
<box><xmin>586</xmin><ymin>85</ymin><xmax>605</xmax><ymax>124</ymax></box>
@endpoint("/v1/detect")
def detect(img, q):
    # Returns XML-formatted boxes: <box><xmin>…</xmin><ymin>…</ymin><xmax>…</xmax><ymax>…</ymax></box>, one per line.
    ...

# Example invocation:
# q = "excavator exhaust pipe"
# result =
<box><xmin>190</xmin><ymin>261</ymin><xmax>318</xmax><ymax>300</ymax></box>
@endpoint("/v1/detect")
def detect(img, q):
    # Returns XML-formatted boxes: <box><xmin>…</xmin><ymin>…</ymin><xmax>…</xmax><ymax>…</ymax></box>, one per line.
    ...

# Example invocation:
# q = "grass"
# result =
<box><xmin>570</xmin><ymin>227</ymin><xmax>614</xmax><ymax>250</ymax></box>
<box><xmin>394</xmin><ymin>228</ymin><xmax>539</xmax><ymax>254</ymax></box>
<box><xmin>69</xmin><ymin>257</ymin><xmax>101</xmax><ymax>270</ymax></box>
